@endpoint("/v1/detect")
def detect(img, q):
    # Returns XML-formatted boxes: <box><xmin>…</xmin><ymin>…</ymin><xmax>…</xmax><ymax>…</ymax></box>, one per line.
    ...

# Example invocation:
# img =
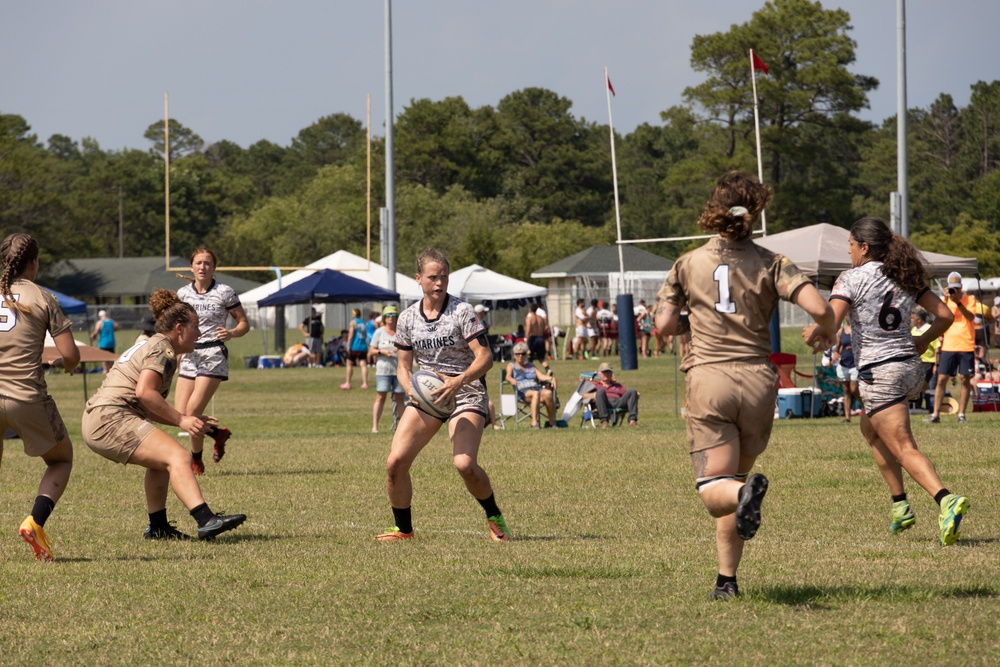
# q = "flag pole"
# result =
<box><xmin>749</xmin><ymin>49</ymin><xmax>767</xmax><ymax>237</ymax></box>
<box><xmin>605</xmin><ymin>67</ymin><xmax>625</xmax><ymax>280</ymax></box>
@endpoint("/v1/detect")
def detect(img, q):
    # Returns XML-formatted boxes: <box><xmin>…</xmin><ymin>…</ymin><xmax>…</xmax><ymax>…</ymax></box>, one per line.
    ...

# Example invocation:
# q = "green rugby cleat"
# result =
<box><xmin>889</xmin><ymin>500</ymin><xmax>916</xmax><ymax>534</ymax></box>
<box><xmin>487</xmin><ymin>515</ymin><xmax>511</xmax><ymax>541</ymax></box>
<box><xmin>938</xmin><ymin>494</ymin><xmax>969</xmax><ymax>546</ymax></box>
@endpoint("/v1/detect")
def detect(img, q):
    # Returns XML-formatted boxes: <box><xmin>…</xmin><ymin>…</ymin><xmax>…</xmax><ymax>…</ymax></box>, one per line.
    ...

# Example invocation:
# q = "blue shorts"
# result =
<box><xmin>376</xmin><ymin>375</ymin><xmax>404</xmax><ymax>394</ymax></box>
<box><xmin>938</xmin><ymin>351</ymin><xmax>974</xmax><ymax>378</ymax></box>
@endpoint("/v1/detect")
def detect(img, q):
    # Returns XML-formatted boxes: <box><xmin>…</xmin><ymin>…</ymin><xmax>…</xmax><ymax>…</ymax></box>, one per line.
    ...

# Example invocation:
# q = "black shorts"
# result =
<box><xmin>939</xmin><ymin>350</ymin><xmax>974</xmax><ymax>377</ymax></box>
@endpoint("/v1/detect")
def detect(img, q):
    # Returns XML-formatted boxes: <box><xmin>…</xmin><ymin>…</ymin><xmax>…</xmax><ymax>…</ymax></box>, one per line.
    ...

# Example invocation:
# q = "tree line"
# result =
<box><xmin>2</xmin><ymin>0</ymin><xmax>999</xmax><ymax>285</ymax></box>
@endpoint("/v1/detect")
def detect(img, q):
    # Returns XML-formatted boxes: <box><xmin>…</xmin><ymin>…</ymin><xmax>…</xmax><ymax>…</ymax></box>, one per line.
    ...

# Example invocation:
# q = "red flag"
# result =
<box><xmin>752</xmin><ymin>51</ymin><xmax>769</xmax><ymax>75</ymax></box>
<box><xmin>606</xmin><ymin>73</ymin><xmax>616</xmax><ymax>97</ymax></box>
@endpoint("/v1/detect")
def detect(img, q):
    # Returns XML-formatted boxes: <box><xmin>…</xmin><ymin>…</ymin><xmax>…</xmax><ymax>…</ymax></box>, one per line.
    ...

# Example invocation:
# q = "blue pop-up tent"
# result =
<box><xmin>256</xmin><ymin>269</ymin><xmax>399</xmax><ymax>307</ymax></box>
<box><xmin>43</xmin><ymin>288</ymin><xmax>87</xmax><ymax>314</ymax></box>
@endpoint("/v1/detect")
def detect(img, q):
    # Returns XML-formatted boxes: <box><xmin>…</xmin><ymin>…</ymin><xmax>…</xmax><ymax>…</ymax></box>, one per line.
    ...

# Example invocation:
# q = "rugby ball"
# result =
<box><xmin>410</xmin><ymin>370</ymin><xmax>456</xmax><ymax>419</ymax></box>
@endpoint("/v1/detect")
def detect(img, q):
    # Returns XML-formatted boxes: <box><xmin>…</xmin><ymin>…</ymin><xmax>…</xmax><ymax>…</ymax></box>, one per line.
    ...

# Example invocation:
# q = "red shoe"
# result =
<box><xmin>211</xmin><ymin>426</ymin><xmax>232</xmax><ymax>463</ymax></box>
<box><xmin>191</xmin><ymin>457</ymin><xmax>205</xmax><ymax>476</ymax></box>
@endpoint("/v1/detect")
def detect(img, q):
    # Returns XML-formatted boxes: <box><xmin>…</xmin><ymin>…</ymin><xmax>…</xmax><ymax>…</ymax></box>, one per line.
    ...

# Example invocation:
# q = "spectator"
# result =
<box><xmin>834</xmin><ymin>321</ymin><xmax>861</xmax><ymax>422</ymax></box>
<box><xmin>929</xmin><ymin>272</ymin><xmax>978</xmax><ymax>424</ymax></box>
<box><xmin>342</xmin><ymin>308</ymin><xmax>370</xmax><ymax>390</ymax></box>
<box><xmin>910</xmin><ymin>307</ymin><xmax>938</xmax><ymax>410</ymax></box>
<box><xmin>636</xmin><ymin>303</ymin><xmax>653</xmax><ymax>357</ymax></box>
<box><xmin>596</xmin><ymin>302</ymin><xmax>614</xmax><ymax>356</ymax></box>
<box><xmin>370</xmin><ymin>305</ymin><xmax>405</xmax><ymax>433</ymax></box>
<box><xmin>572</xmin><ymin>298</ymin><xmax>588</xmax><ymax>360</ymax></box>
<box><xmin>587</xmin><ymin>299</ymin><xmax>601</xmax><ymax>359</ymax></box>
<box><xmin>525</xmin><ymin>303</ymin><xmax>547</xmax><ymax>363</ymax></box>
<box><xmin>298</xmin><ymin>307</ymin><xmax>325</xmax><ymax>368</ymax></box>
<box><xmin>282</xmin><ymin>343</ymin><xmax>310</xmax><ymax>367</ymax></box>
<box><xmin>90</xmin><ymin>309</ymin><xmax>120</xmax><ymax>372</ymax></box>
<box><xmin>505</xmin><ymin>341</ymin><xmax>558</xmax><ymax>429</ymax></box>
<box><xmin>992</xmin><ymin>296</ymin><xmax>1000</xmax><ymax>348</ymax></box>
<box><xmin>593</xmin><ymin>362</ymin><xmax>639</xmax><ymax>428</ymax></box>
<box><xmin>536</xmin><ymin>306</ymin><xmax>553</xmax><ymax>360</ymax></box>
<box><xmin>474</xmin><ymin>304</ymin><xmax>491</xmax><ymax>335</ymax></box>
<box><xmin>325</xmin><ymin>330</ymin><xmax>349</xmax><ymax>367</ymax></box>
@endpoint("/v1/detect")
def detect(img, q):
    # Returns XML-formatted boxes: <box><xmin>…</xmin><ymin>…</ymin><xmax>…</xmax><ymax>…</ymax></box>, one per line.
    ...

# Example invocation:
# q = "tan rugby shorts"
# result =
<box><xmin>685</xmin><ymin>361</ymin><xmax>778</xmax><ymax>457</ymax></box>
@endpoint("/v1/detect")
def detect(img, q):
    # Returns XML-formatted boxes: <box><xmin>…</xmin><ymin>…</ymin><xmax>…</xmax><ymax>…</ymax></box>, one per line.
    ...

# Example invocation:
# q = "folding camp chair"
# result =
<box><xmin>768</xmin><ymin>352</ymin><xmax>814</xmax><ymax>388</ymax></box>
<box><xmin>497</xmin><ymin>377</ymin><xmax>532</xmax><ymax>429</ymax></box>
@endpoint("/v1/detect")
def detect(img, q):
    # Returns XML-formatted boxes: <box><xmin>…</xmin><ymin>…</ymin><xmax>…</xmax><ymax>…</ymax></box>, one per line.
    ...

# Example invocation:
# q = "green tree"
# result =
<box><xmin>492</xmin><ymin>88</ymin><xmax>612</xmax><ymax>227</ymax></box>
<box><xmin>683</xmin><ymin>0</ymin><xmax>877</xmax><ymax>229</ymax></box>
<box><xmin>144</xmin><ymin>119</ymin><xmax>205</xmax><ymax>161</ymax></box>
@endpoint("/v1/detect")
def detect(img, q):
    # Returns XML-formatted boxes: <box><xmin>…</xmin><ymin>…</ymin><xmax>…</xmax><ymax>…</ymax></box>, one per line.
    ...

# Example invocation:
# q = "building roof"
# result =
<box><xmin>531</xmin><ymin>245</ymin><xmax>673</xmax><ymax>278</ymax></box>
<box><xmin>48</xmin><ymin>257</ymin><xmax>262</xmax><ymax>299</ymax></box>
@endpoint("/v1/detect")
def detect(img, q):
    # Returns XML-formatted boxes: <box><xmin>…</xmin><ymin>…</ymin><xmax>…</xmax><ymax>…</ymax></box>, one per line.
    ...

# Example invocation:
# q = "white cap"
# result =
<box><xmin>474</xmin><ymin>304</ymin><xmax>489</xmax><ymax>314</ymax></box>
<box><xmin>98</xmin><ymin>310</ymin><xmax>107</xmax><ymax>318</ymax></box>
<box><xmin>947</xmin><ymin>272</ymin><xmax>963</xmax><ymax>289</ymax></box>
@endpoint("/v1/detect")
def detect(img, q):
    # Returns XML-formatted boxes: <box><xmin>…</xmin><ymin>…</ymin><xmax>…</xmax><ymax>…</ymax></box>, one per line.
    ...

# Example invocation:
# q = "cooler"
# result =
<box><xmin>777</xmin><ymin>387</ymin><xmax>823</xmax><ymax>419</ymax></box>
<box><xmin>973</xmin><ymin>383</ymin><xmax>1000</xmax><ymax>412</ymax></box>
<box><xmin>257</xmin><ymin>355</ymin><xmax>283</xmax><ymax>369</ymax></box>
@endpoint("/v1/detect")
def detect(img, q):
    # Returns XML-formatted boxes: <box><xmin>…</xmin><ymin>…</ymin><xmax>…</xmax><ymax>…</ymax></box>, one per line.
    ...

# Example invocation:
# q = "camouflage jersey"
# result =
<box><xmin>0</xmin><ymin>280</ymin><xmax>72</xmax><ymax>402</ymax></box>
<box><xmin>394</xmin><ymin>294</ymin><xmax>486</xmax><ymax>376</ymax></box>
<box><xmin>659</xmin><ymin>236</ymin><xmax>811</xmax><ymax>372</ymax></box>
<box><xmin>85</xmin><ymin>333</ymin><xmax>178</xmax><ymax>419</ymax></box>
<box><xmin>830</xmin><ymin>261</ymin><xmax>928</xmax><ymax>370</ymax></box>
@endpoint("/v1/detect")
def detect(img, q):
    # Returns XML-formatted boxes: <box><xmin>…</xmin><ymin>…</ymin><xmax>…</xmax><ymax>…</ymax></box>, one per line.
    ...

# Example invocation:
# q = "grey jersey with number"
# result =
<box><xmin>177</xmin><ymin>280</ymin><xmax>240</xmax><ymax>344</ymax></box>
<box><xmin>659</xmin><ymin>236</ymin><xmax>811</xmax><ymax>371</ymax></box>
<box><xmin>830</xmin><ymin>261</ymin><xmax>923</xmax><ymax>370</ymax></box>
<box><xmin>394</xmin><ymin>295</ymin><xmax>486</xmax><ymax>376</ymax></box>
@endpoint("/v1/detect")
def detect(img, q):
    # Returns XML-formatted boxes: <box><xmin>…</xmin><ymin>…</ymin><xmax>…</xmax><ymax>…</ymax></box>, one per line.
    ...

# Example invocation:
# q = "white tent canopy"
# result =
<box><xmin>240</xmin><ymin>250</ymin><xmax>420</xmax><ymax>327</ymax></box>
<box><xmin>755</xmin><ymin>223</ymin><xmax>978</xmax><ymax>286</ymax></box>
<box><xmin>401</xmin><ymin>264</ymin><xmax>546</xmax><ymax>307</ymax></box>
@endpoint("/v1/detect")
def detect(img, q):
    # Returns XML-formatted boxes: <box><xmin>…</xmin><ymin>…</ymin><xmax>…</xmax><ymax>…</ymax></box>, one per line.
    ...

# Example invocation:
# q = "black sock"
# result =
<box><xmin>192</xmin><ymin>450</ymin><xmax>203</xmax><ymax>461</ymax></box>
<box><xmin>148</xmin><ymin>508</ymin><xmax>168</xmax><ymax>529</ymax></box>
<box><xmin>31</xmin><ymin>496</ymin><xmax>56</xmax><ymax>527</ymax></box>
<box><xmin>891</xmin><ymin>493</ymin><xmax>907</xmax><ymax>503</ymax></box>
<box><xmin>190</xmin><ymin>503</ymin><xmax>215</xmax><ymax>527</ymax></box>
<box><xmin>934</xmin><ymin>489</ymin><xmax>952</xmax><ymax>506</ymax></box>
<box><xmin>476</xmin><ymin>493</ymin><xmax>501</xmax><ymax>518</ymax></box>
<box><xmin>716</xmin><ymin>573</ymin><xmax>737</xmax><ymax>588</ymax></box>
<box><xmin>392</xmin><ymin>506</ymin><xmax>413</xmax><ymax>534</ymax></box>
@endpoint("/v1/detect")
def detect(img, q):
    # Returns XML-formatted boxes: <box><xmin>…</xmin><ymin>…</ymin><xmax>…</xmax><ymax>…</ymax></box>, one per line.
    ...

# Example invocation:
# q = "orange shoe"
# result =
<box><xmin>487</xmin><ymin>515</ymin><xmax>511</xmax><ymax>542</ymax></box>
<box><xmin>375</xmin><ymin>527</ymin><xmax>414</xmax><ymax>541</ymax></box>
<box><xmin>191</xmin><ymin>457</ymin><xmax>205</xmax><ymax>476</ymax></box>
<box><xmin>19</xmin><ymin>516</ymin><xmax>54</xmax><ymax>562</ymax></box>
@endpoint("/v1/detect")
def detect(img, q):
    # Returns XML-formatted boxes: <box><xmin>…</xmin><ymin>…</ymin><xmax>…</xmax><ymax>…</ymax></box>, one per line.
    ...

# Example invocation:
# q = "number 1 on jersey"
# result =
<box><xmin>714</xmin><ymin>264</ymin><xmax>736</xmax><ymax>313</ymax></box>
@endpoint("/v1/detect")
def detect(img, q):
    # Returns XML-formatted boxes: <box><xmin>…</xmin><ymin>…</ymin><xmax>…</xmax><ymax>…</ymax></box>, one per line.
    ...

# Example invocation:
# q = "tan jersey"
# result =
<box><xmin>659</xmin><ymin>236</ymin><xmax>810</xmax><ymax>371</ymax></box>
<box><xmin>0</xmin><ymin>279</ymin><xmax>72</xmax><ymax>402</ymax></box>
<box><xmin>85</xmin><ymin>333</ymin><xmax>178</xmax><ymax>419</ymax></box>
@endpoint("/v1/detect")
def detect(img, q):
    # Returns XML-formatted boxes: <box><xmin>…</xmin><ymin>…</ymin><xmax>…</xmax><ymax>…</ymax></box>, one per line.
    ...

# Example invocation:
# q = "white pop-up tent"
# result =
<box><xmin>755</xmin><ymin>223</ymin><xmax>978</xmax><ymax>287</ymax></box>
<box><xmin>240</xmin><ymin>250</ymin><xmax>420</xmax><ymax>328</ymax></box>
<box><xmin>401</xmin><ymin>264</ymin><xmax>546</xmax><ymax>308</ymax></box>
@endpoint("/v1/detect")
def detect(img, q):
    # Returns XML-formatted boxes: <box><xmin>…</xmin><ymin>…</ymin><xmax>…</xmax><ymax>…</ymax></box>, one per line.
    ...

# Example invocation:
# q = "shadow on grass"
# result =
<box><xmin>477</xmin><ymin>564</ymin><xmax>642</xmax><ymax>580</ymax></box>
<box><xmin>756</xmin><ymin>583</ymin><xmax>997</xmax><ymax>608</ymax></box>
<box><xmin>213</xmin><ymin>468</ymin><xmax>338</xmax><ymax>477</ymax></box>
<box><xmin>513</xmin><ymin>533</ymin><xmax>608</xmax><ymax>542</ymax></box>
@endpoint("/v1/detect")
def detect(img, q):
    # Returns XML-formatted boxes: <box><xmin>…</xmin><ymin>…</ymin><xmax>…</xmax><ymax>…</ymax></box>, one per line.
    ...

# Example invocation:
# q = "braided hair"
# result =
<box><xmin>696</xmin><ymin>171</ymin><xmax>772</xmax><ymax>241</ymax></box>
<box><xmin>0</xmin><ymin>233</ymin><xmax>39</xmax><ymax>314</ymax></box>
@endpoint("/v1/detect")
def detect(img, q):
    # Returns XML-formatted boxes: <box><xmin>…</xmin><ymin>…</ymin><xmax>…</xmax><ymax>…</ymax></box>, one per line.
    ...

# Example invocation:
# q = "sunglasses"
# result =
<box><xmin>514</xmin><ymin>352</ymin><xmax>527</xmax><ymax>356</ymax></box>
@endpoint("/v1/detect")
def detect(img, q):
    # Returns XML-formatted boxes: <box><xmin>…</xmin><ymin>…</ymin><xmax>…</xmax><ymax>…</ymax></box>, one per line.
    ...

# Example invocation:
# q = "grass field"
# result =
<box><xmin>2</xmin><ymin>333</ymin><xmax>998</xmax><ymax>666</ymax></box>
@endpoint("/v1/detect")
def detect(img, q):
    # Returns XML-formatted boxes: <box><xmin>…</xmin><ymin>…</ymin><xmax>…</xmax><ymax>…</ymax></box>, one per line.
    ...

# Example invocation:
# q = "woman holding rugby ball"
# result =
<box><xmin>375</xmin><ymin>247</ymin><xmax>511</xmax><ymax>542</ymax></box>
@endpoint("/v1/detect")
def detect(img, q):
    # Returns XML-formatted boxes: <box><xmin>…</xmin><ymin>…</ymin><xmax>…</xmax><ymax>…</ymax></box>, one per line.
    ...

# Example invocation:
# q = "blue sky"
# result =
<box><xmin>4</xmin><ymin>1</ymin><xmax>998</xmax><ymax>151</ymax></box>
